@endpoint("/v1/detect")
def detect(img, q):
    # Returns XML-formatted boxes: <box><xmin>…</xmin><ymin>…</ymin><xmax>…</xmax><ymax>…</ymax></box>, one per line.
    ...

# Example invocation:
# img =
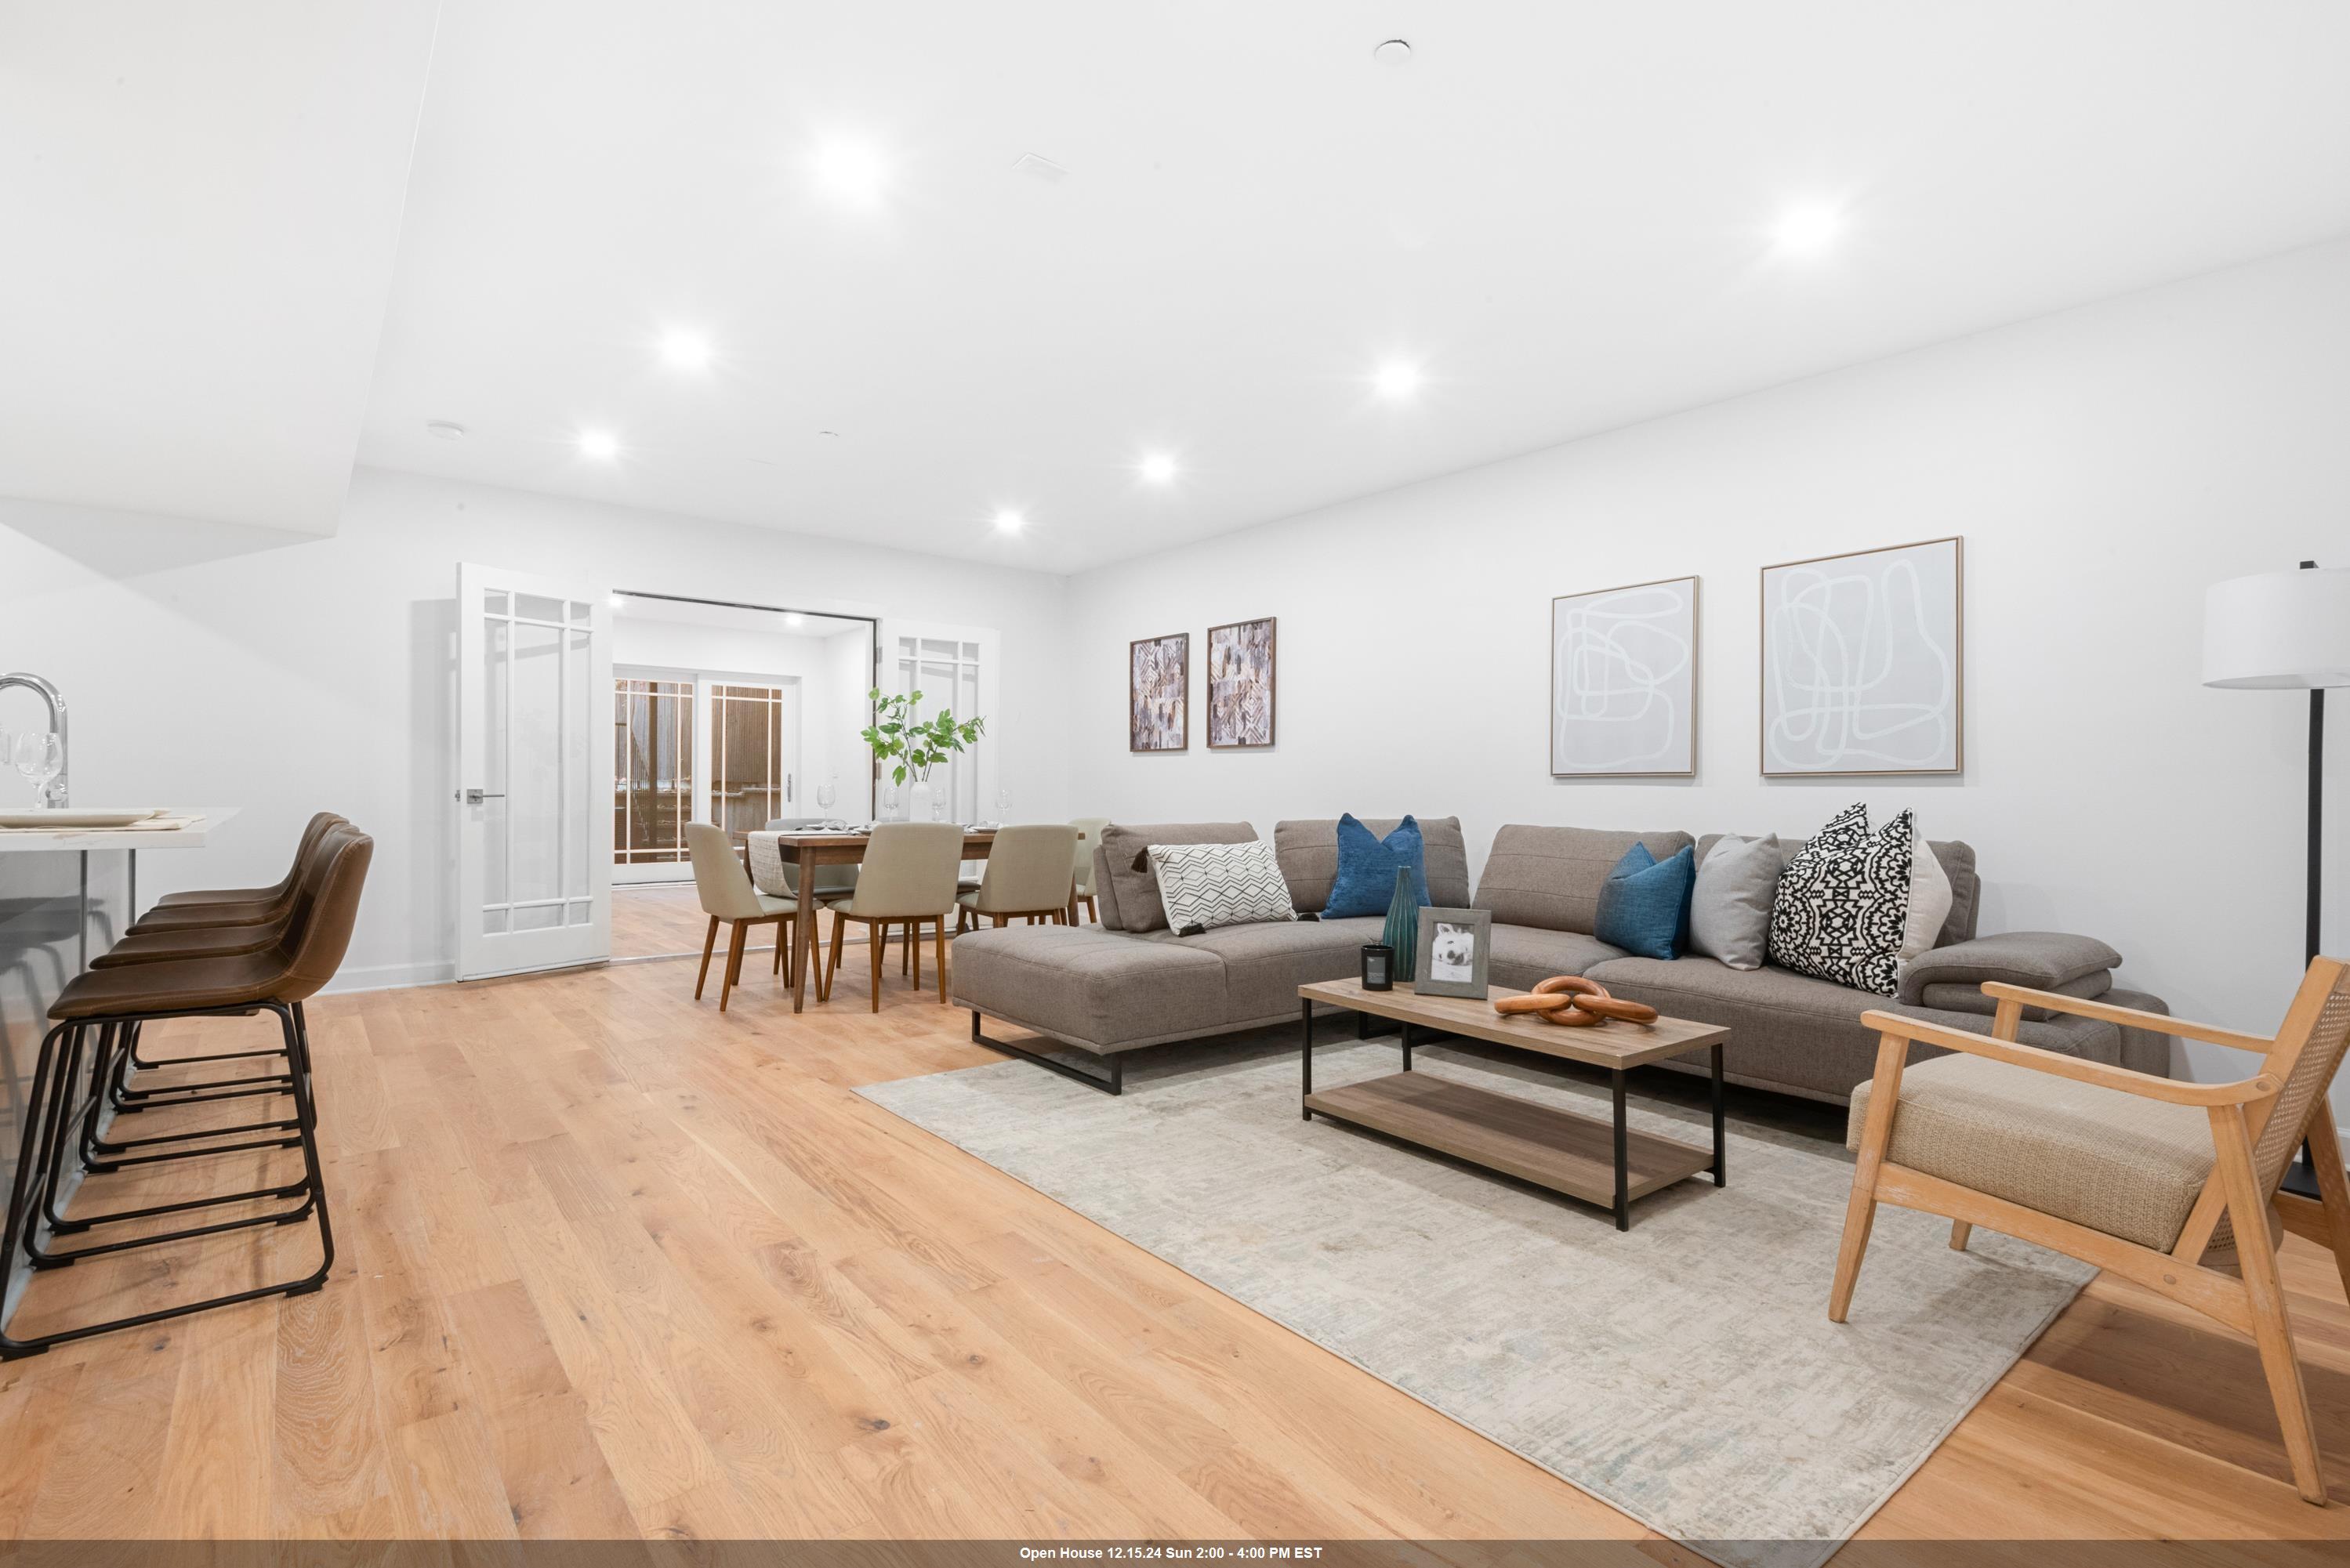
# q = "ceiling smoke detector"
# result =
<box><xmin>1373</xmin><ymin>38</ymin><xmax>1413</xmax><ymax>66</ymax></box>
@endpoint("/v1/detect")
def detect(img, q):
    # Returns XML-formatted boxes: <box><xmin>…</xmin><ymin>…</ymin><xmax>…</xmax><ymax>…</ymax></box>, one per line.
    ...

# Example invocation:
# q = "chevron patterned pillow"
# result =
<box><xmin>1147</xmin><ymin>840</ymin><xmax>1298</xmax><ymax>934</ymax></box>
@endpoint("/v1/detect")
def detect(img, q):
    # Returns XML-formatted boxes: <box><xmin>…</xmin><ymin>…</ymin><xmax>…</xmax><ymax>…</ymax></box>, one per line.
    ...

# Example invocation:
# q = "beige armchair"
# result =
<box><xmin>1830</xmin><ymin>956</ymin><xmax>2350</xmax><ymax>1503</ymax></box>
<box><xmin>822</xmin><ymin>821</ymin><xmax>965</xmax><ymax>1010</ymax></box>
<box><xmin>684</xmin><ymin>822</ymin><xmax>798</xmax><ymax>1012</ymax></box>
<box><xmin>1070</xmin><ymin>816</ymin><xmax>1110</xmax><ymax>923</ymax></box>
<box><xmin>957</xmin><ymin>824</ymin><xmax>1079</xmax><ymax>932</ymax></box>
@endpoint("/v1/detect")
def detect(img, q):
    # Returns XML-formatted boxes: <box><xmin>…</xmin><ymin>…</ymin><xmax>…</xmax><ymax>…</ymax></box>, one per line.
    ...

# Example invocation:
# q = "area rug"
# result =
<box><xmin>855</xmin><ymin>1036</ymin><xmax>2093</xmax><ymax>1568</ymax></box>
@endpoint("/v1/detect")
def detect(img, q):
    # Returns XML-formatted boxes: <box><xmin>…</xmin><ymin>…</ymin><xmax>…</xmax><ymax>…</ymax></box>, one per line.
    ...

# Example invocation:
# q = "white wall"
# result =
<box><xmin>0</xmin><ymin>466</ymin><xmax>1071</xmax><ymax>988</ymax></box>
<box><xmin>1066</xmin><ymin>237</ymin><xmax>2350</xmax><ymax>1097</ymax></box>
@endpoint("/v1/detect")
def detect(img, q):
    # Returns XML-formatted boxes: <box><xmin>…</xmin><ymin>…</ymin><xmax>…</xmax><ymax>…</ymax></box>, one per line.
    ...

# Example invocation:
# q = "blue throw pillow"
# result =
<box><xmin>1593</xmin><ymin>842</ymin><xmax>1696</xmax><ymax>961</ymax></box>
<box><xmin>1324</xmin><ymin>813</ymin><xmax>1430</xmax><ymax>918</ymax></box>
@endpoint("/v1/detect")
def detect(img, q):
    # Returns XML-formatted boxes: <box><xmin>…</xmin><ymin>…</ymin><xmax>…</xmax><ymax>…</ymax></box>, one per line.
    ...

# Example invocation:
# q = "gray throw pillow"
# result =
<box><xmin>1688</xmin><ymin>834</ymin><xmax>1782</xmax><ymax>970</ymax></box>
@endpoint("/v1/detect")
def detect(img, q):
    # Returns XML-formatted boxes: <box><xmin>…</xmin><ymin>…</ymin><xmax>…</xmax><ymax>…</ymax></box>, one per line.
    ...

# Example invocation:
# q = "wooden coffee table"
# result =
<box><xmin>1298</xmin><ymin>977</ymin><xmax>1728</xmax><ymax>1230</ymax></box>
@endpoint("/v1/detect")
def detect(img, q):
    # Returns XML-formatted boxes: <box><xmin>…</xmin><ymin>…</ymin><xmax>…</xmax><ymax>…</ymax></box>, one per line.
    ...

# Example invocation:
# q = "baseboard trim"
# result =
<box><xmin>321</xmin><ymin>959</ymin><xmax>457</xmax><ymax>994</ymax></box>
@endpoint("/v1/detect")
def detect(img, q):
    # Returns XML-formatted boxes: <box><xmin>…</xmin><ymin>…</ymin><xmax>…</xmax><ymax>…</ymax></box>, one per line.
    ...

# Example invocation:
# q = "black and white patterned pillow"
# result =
<box><xmin>1148</xmin><ymin>841</ymin><xmax>1297</xmax><ymax>933</ymax></box>
<box><xmin>1768</xmin><ymin>803</ymin><xmax>1915</xmax><ymax>997</ymax></box>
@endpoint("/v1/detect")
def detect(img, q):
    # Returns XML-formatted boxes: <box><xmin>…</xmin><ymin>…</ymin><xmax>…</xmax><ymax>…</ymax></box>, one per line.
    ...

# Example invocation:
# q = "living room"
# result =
<box><xmin>2</xmin><ymin>2</ymin><xmax>2348</xmax><ymax>1563</ymax></box>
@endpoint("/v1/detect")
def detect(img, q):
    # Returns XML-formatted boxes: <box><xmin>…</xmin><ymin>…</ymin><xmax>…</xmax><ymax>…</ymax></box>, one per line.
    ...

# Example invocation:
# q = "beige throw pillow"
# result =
<box><xmin>1902</xmin><ymin>838</ymin><xmax>1954</xmax><ymax>965</ymax></box>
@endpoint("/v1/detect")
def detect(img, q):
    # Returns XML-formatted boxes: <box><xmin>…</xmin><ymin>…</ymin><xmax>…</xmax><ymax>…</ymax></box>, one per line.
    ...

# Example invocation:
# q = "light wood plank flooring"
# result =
<box><xmin>5</xmin><ymin>943</ymin><xmax>2350</xmax><ymax>1549</ymax></box>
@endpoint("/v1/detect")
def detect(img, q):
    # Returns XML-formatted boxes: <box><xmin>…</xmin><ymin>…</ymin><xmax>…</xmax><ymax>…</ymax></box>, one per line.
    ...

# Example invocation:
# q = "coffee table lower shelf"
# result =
<box><xmin>1304</xmin><ymin>1071</ymin><xmax>1717</xmax><ymax>1216</ymax></box>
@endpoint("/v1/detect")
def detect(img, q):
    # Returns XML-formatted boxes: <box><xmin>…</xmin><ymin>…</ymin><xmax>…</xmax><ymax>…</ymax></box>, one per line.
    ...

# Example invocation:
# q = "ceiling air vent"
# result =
<box><xmin>1012</xmin><ymin>153</ymin><xmax>1068</xmax><ymax>184</ymax></box>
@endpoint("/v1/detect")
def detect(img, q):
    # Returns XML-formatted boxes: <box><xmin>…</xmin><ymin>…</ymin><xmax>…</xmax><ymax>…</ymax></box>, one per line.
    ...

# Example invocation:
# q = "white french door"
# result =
<box><xmin>455</xmin><ymin>562</ymin><xmax>614</xmax><ymax>978</ymax></box>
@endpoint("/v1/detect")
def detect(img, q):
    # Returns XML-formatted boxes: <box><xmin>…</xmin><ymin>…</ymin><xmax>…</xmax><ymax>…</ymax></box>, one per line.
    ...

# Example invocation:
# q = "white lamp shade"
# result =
<box><xmin>2203</xmin><ymin>567</ymin><xmax>2350</xmax><ymax>689</ymax></box>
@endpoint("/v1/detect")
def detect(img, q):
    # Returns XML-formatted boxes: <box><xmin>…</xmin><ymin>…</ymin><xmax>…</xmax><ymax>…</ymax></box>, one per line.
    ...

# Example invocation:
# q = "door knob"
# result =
<box><xmin>457</xmin><ymin>788</ymin><xmax>507</xmax><ymax>804</ymax></box>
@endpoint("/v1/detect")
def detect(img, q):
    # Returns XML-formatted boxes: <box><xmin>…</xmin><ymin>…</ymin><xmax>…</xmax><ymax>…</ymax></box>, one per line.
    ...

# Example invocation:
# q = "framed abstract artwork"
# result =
<box><xmin>1206</xmin><ymin>616</ymin><xmax>1276</xmax><ymax>749</ymax></box>
<box><xmin>1760</xmin><ymin>536</ymin><xmax>1963</xmax><ymax>776</ymax></box>
<box><xmin>1130</xmin><ymin>632</ymin><xmax>1189</xmax><ymax>751</ymax></box>
<box><xmin>1550</xmin><ymin>576</ymin><xmax>1698</xmax><ymax>777</ymax></box>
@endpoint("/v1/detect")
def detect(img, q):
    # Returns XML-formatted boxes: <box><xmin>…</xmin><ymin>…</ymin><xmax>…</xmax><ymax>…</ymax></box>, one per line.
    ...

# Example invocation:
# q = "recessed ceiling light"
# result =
<box><xmin>424</xmin><ymin>419</ymin><xmax>466</xmax><ymax>440</ymax></box>
<box><xmin>1374</xmin><ymin>361</ymin><xmax>1420</xmax><ymax>398</ymax></box>
<box><xmin>577</xmin><ymin>429</ymin><xmax>620</xmax><ymax>461</ymax></box>
<box><xmin>813</xmin><ymin>138</ymin><xmax>890</xmax><ymax>205</ymax></box>
<box><xmin>1139</xmin><ymin>453</ymin><xmax>1177</xmax><ymax>484</ymax></box>
<box><xmin>1772</xmin><ymin>202</ymin><xmax>1843</xmax><ymax>254</ymax></box>
<box><xmin>658</xmin><ymin>329</ymin><xmax>713</xmax><ymax>371</ymax></box>
<box><xmin>994</xmin><ymin>509</ymin><xmax>1025</xmax><ymax>534</ymax></box>
<box><xmin>608</xmin><ymin>592</ymin><xmax>626</xmax><ymax>608</ymax></box>
<box><xmin>783</xmin><ymin>612</ymin><xmax>806</xmax><ymax>628</ymax></box>
<box><xmin>1373</xmin><ymin>38</ymin><xmax>1413</xmax><ymax>66</ymax></box>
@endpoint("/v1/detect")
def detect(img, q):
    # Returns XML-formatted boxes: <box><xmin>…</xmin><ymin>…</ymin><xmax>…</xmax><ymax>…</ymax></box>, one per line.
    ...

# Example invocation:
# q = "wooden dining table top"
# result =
<box><xmin>734</xmin><ymin>827</ymin><xmax>1002</xmax><ymax>866</ymax></box>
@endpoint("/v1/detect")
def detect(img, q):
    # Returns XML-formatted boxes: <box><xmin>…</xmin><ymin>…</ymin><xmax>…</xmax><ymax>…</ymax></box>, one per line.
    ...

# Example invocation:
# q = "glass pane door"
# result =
<box><xmin>615</xmin><ymin>677</ymin><xmax>694</xmax><ymax>864</ymax></box>
<box><xmin>457</xmin><ymin>563</ymin><xmax>613</xmax><ymax>978</ymax></box>
<box><xmin>711</xmin><ymin>683</ymin><xmax>793</xmax><ymax>836</ymax></box>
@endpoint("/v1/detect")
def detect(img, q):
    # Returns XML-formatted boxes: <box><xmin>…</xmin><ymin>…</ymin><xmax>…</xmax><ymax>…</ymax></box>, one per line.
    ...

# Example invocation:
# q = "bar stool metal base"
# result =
<box><xmin>2</xmin><ymin>999</ymin><xmax>335</xmax><ymax>1359</ymax></box>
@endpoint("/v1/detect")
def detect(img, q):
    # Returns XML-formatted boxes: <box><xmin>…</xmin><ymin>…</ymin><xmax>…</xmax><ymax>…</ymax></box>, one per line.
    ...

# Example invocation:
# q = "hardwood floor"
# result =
<box><xmin>5</xmin><ymin>943</ymin><xmax>2350</xmax><ymax>1551</ymax></box>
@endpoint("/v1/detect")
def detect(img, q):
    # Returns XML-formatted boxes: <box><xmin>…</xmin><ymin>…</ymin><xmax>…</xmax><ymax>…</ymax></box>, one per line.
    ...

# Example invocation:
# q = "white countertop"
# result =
<box><xmin>0</xmin><ymin>806</ymin><xmax>240</xmax><ymax>853</ymax></box>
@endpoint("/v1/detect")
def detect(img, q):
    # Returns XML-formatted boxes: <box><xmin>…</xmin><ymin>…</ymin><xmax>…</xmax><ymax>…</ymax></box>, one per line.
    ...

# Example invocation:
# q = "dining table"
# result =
<box><xmin>745</xmin><ymin>827</ymin><xmax>1004</xmax><ymax>1012</ymax></box>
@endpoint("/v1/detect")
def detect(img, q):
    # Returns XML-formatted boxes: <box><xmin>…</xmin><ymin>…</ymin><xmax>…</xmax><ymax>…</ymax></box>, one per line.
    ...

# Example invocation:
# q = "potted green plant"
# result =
<box><xmin>861</xmin><ymin>688</ymin><xmax>986</xmax><ymax>822</ymax></box>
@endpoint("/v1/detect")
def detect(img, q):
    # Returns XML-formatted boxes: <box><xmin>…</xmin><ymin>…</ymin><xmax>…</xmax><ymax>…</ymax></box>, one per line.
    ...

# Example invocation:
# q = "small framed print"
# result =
<box><xmin>1206</xmin><ymin>616</ymin><xmax>1276</xmax><ymax>748</ymax></box>
<box><xmin>1130</xmin><ymin>632</ymin><xmax>1189</xmax><ymax>752</ymax></box>
<box><xmin>1413</xmin><ymin>907</ymin><xmax>1492</xmax><ymax>1000</ymax></box>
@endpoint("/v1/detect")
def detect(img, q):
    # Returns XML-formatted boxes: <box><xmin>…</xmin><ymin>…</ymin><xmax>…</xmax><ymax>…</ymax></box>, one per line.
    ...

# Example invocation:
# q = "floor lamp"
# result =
<box><xmin>2203</xmin><ymin>560</ymin><xmax>2350</xmax><ymax>1193</ymax></box>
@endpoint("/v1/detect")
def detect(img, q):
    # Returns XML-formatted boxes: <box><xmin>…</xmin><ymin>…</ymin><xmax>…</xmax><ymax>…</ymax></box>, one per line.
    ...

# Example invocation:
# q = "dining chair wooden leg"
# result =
<box><xmin>719</xmin><ymin>922</ymin><xmax>747</xmax><ymax>1013</ymax></box>
<box><xmin>992</xmin><ymin>913</ymin><xmax>1006</xmax><ymax>929</ymax></box>
<box><xmin>935</xmin><ymin>918</ymin><xmax>948</xmax><ymax>1004</ymax></box>
<box><xmin>825</xmin><ymin>912</ymin><xmax>846</xmax><ymax>1001</ymax></box>
<box><xmin>2212</xmin><ymin>1103</ymin><xmax>2327</xmax><ymax>1503</ymax></box>
<box><xmin>1949</xmin><ymin>1220</ymin><xmax>1971</xmax><ymax>1251</ymax></box>
<box><xmin>1082</xmin><ymin>895</ymin><xmax>1097</xmax><ymax>923</ymax></box>
<box><xmin>694</xmin><ymin>916</ymin><xmax>720</xmax><ymax>1000</ymax></box>
<box><xmin>912</xmin><ymin>920</ymin><xmax>923</xmax><ymax>990</ymax></box>
<box><xmin>774</xmin><ymin>918</ymin><xmax>786</xmax><ymax>975</ymax></box>
<box><xmin>868</xmin><ymin>922</ymin><xmax>884</xmax><ymax>1012</ymax></box>
<box><xmin>900</xmin><ymin>922</ymin><xmax>911</xmax><ymax>977</ymax></box>
<box><xmin>1830</xmin><ymin>1034</ymin><xmax>1908</xmax><ymax>1323</ymax></box>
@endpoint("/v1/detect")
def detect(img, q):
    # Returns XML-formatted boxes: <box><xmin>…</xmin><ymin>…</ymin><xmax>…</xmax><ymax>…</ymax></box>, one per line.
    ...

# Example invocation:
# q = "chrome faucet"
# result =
<box><xmin>0</xmin><ymin>672</ymin><xmax>67</xmax><ymax>806</ymax></box>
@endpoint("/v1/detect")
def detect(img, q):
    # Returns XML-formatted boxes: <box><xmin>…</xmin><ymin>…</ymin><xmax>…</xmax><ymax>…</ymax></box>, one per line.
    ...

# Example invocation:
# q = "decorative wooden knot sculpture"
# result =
<box><xmin>1492</xmin><ymin>975</ymin><xmax>1659</xmax><ymax>1028</ymax></box>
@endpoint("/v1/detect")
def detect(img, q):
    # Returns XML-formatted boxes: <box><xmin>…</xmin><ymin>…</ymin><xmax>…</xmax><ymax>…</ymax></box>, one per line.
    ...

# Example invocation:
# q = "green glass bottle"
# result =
<box><xmin>1381</xmin><ymin>867</ymin><xmax>1420</xmax><ymax>984</ymax></box>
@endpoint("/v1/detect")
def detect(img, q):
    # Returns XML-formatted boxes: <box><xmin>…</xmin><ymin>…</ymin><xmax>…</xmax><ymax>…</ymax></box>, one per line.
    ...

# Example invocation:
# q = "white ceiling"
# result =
<box><xmin>0</xmin><ymin>1</ymin><xmax>439</xmax><ymax>535</ymax></box>
<box><xmin>10</xmin><ymin>3</ymin><xmax>2350</xmax><ymax>563</ymax></box>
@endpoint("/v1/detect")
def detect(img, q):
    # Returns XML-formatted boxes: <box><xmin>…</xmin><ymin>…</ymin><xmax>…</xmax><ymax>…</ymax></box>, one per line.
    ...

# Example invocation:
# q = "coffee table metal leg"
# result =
<box><xmin>1402</xmin><ymin>1020</ymin><xmax>1413</xmax><ymax>1073</ymax></box>
<box><xmin>1612</xmin><ymin>1066</ymin><xmax>1629</xmax><ymax>1231</ymax></box>
<box><xmin>1710</xmin><ymin>1041</ymin><xmax>1726</xmax><ymax>1186</ymax></box>
<box><xmin>1300</xmin><ymin>1002</ymin><xmax>1314</xmax><ymax>1120</ymax></box>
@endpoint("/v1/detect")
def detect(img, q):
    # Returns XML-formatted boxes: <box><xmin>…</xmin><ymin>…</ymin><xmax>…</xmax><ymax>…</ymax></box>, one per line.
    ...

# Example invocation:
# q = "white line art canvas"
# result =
<box><xmin>1551</xmin><ymin>576</ymin><xmax>1697</xmax><ymax>777</ymax></box>
<box><xmin>1761</xmin><ymin>537</ymin><xmax>1962</xmax><ymax>775</ymax></box>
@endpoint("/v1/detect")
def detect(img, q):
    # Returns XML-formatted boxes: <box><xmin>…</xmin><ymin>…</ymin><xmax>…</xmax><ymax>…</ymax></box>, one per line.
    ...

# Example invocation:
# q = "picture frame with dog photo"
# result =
<box><xmin>1413</xmin><ymin>907</ymin><xmax>1492</xmax><ymax>999</ymax></box>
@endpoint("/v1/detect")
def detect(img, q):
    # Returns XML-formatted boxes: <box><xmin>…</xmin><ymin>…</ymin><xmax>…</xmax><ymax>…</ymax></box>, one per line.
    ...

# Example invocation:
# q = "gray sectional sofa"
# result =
<box><xmin>949</xmin><ymin>816</ymin><xmax>2170</xmax><ymax>1099</ymax></box>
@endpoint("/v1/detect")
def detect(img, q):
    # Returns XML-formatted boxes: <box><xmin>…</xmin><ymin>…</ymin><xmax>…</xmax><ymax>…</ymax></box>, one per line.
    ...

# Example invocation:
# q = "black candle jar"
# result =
<box><xmin>1361</xmin><ymin>943</ymin><xmax>1394</xmax><ymax>990</ymax></box>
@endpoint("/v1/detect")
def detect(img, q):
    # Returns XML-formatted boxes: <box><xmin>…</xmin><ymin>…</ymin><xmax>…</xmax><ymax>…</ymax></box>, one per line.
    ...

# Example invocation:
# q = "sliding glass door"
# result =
<box><xmin>613</xmin><ymin>666</ymin><xmax>800</xmax><ymax>881</ymax></box>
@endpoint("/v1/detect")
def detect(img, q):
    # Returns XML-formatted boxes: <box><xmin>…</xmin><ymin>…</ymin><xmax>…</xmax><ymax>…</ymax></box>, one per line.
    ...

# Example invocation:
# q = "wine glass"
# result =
<box><xmin>13</xmin><ymin>731</ymin><xmax>63</xmax><ymax>807</ymax></box>
<box><xmin>815</xmin><ymin>773</ymin><xmax>838</xmax><ymax>830</ymax></box>
<box><xmin>994</xmin><ymin>784</ymin><xmax>1011</xmax><ymax>826</ymax></box>
<box><xmin>879</xmin><ymin>781</ymin><xmax>899</xmax><ymax>822</ymax></box>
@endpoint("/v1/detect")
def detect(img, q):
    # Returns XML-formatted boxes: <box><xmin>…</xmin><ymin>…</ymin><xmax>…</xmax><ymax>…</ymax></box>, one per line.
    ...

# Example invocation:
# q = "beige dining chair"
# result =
<box><xmin>685</xmin><ymin>821</ymin><xmax>798</xmax><ymax>1012</ymax></box>
<box><xmin>957</xmin><ymin>824</ymin><xmax>1080</xmax><ymax>932</ymax></box>
<box><xmin>821</xmin><ymin>821</ymin><xmax>965</xmax><ymax>1010</ymax></box>
<box><xmin>1830</xmin><ymin>956</ymin><xmax>2350</xmax><ymax>1503</ymax></box>
<box><xmin>1069</xmin><ymin>817</ymin><xmax>1111</xmax><ymax>924</ymax></box>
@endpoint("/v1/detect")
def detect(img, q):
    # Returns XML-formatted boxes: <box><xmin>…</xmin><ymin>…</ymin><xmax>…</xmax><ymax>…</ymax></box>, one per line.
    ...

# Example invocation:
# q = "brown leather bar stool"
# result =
<box><xmin>120</xmin><ymin>810</ymin><xmax>346</xmax><ymax>935</ymax></box>
<box><xmin>80</xmin><ymin>820</ymin><xmax>360</xmax><ymax>1143</ymax></box>
<box><xmin>90</xmin><ymin>812</ymin><xmax>347</xmax><ymax>1107</ymax></box>
<box><xmin>0</xmin><ymin>826</ymin><xmax>372</xmax><ymax>1359</ymax></box>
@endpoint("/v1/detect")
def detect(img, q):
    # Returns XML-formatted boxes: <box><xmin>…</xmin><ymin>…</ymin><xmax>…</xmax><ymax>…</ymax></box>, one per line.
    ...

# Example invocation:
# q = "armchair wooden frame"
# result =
<box><xmin>1831</xmin><ymin>957</ymin><xmax>2350</xmax><ymax>1505</ymax></box>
